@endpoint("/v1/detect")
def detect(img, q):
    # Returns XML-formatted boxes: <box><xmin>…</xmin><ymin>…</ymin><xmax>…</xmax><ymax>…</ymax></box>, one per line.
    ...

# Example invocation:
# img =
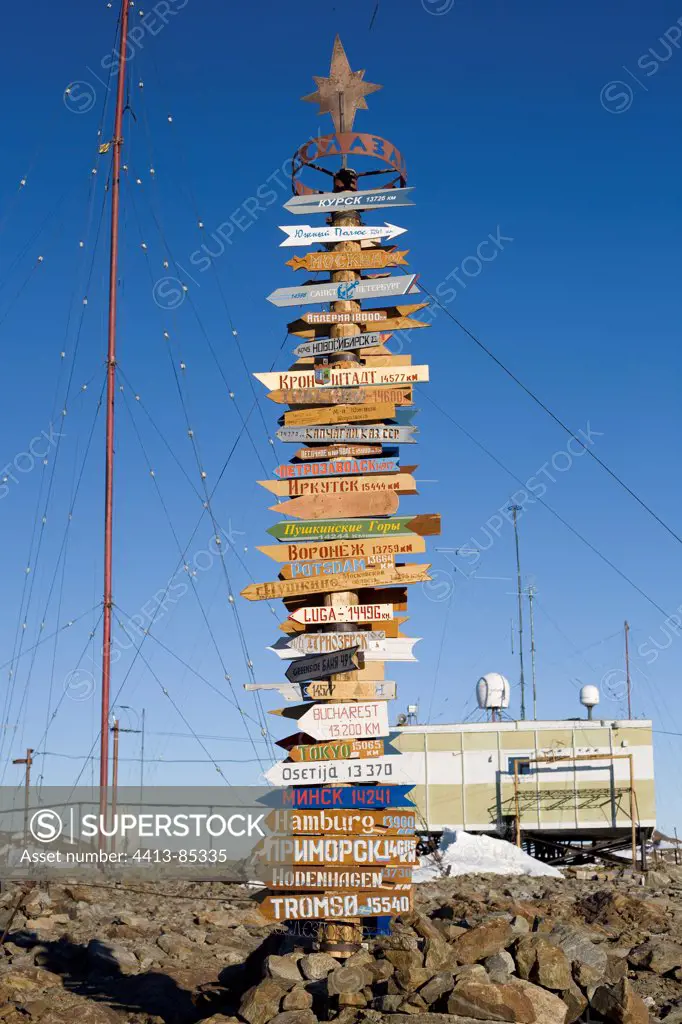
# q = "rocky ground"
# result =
<box><xmin>1</xmin><ymin>865</ymin><xmax>682</xmax><ymax>1024</ymax></box>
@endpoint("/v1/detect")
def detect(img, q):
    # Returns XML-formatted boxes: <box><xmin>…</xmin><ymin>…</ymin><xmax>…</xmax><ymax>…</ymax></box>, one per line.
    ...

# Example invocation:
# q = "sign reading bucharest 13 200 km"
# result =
<box><xmin>270</xmin><ymin>700</ymin><xmax>390</xmax><ymax>741</ymax></box>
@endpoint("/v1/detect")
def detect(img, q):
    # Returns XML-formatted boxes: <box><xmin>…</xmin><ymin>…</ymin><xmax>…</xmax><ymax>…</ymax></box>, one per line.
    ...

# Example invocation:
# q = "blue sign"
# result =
<box><xmin>258</xmin><ymin>784</ymin><xmax>414</xmax><ymax>809</ymax></box>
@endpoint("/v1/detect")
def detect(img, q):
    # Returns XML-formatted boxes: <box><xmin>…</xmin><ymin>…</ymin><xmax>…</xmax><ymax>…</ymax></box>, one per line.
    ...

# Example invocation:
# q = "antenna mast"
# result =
<box><xmin>509</xmin><ymin>504</ymin><xmax>526</xmax><ymax>719</ymax></box>
<box><xmin>624</xmin><ymin>620</ymin><xmax>632</xmax><ymax>719</ymax></box>
<box><xmin>100</xmin><ymin>0</ymin><xmax>131</xmax><ymax>835</ymax></box>
<box><xmin>528</xmin><ymin>584</ymin><xmax>537</xmax><ymax>720</ymax></box>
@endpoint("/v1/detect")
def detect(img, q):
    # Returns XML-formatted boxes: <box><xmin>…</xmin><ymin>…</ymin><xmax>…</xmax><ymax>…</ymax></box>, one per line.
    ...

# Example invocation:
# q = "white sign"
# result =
<box><xmin>273</xmin><ymin>700</ymin><xmax>390</xmax><ymax>741</ymax></box>
<box><xmin>267</xmin><ymin>275</ymin><xmax>419</xmax><ymax>307</ymax></box>
<box><xmin>268</xmin><ymin>637</ymin><xmax>420</xmax><ymax>663</ymax></box>
<box><xmin>279</xmin><ymin>222</ymin><xmax>407</xmax><ymax>247</ymax></box>
<box><xmin>289</xmin><ymin>603</ymin><xmax>394</xmax><ymax>625</ymax></box>
<box><xmin>283</xmin><ymin>187</ymin><xmax>415</xmax><ymax>215</ymax></box>
<box><xmin>264</xmin><ymin>755</ymin><xmax>414</xmax><ymax>786</ymax></box>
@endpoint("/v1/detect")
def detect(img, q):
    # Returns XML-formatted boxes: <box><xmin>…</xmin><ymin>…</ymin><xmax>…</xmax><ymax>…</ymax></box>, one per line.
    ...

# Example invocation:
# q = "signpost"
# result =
<box><xmin>282</xmin><ymin>403</ymin><xmax>398</xmax><ymax>428</ymax></box>
<box><xmin>266</xmin><ymin>868</ymin><xmax>408</xmax><ymax>891</ymax></box>
<box><xmin>289</xmin><ymin>603</ymin><xmax>394</xmax><ymax>625</ymax></box>
<box><xmin>277</xmin><ymin>554</ymin><xmax>396</xmax><ymax>579</ymax></box>
<box><xmin>261</xmin><ymin>474</ymin><xmax>416</xmax><ymax>499</ymax></box>
<box><xmin>273</xmin><ymin>455</ymin><xmax>400</xmax><ymax>478</ymax></box>
<box><xmin>281</xmin><ymin>737</ymin><xmax>402</xmax><ymax>765</ymax></box>
<box><xmin>241</xmin><ymin>564</ymin><xmax>430</xmax><ymax>602</ymax></box>
<box><xmin>283</xmin><ymin>186</ymin><xmax>415</xmax><ymax>215</ymax></box>
<box><xmin>264</xmin><ymin>753</ymin><xmax>412</xmax><ymax>786</ymax></box>
<box><xmin>257</xmin><ymin>785</ymin><xmax>415</xmax><ymax>810</ymax></box>
<box><xmin>276</xmin><ymin>424</ymin><xmax>418</xmax><ymax>445</ymax></box>
<box><xmin>255</xmin><ymin>835</ymin><xmax>418</xmax><ymax>865</ymax></box>
<box><xmin>256</xmin><ymin>891</ymin><xmax>413</xmax><ymax>922</ymax></box>
<box><xmin>257</xmin><ymin>535</ymin><xmax>425</xmax><ymax>563</ymax></box>
<box><xmin>269</xmin><ymin>700</ymin><xmax>390</xmax><ymax>741</ymax></box>
<box><xmin>266</xmin><ymin>515</ymin><xmax>440</xmax><ymax>541</ymax></box>
<box><xmin>294</xmin><ymin>444</ymin><xmax>385</xmax><ymax>460</ymax></box>
<box><xmin>267</xmin><ymin>387</ymin><xmax>412</xmax><ymax>406</ymax></box>
<box><xmin>270</xmin><ymin>491</ymin><xmax>400</xmax><ymax>521</ymax></box>
<box><xmin>274</xmin><ymin>632</ymin><xmax>386</xmax><ymax>654</ymax></box>
<box><xmin>267</xmin><ymin>274</ymin><xmax>419</xmax><ymax>308</ymax></box>
<box><xmin>286</xmin><ymin>251</ymin><xmax>409</xmax><ymax>273</ymax></box>
<box><xmin>254</xmin><ymin>365</ymin><xmax>429</xmax><ymax>391</ymax></box>
<box><xmin>283</xmin><ymin>647</ymin><xmax>360</xmax><ymax>684</ymax></box>
<box><xmin>270</xmin><ymin>636</ymin><xmax>420</xmax><ymax>663</ymax></box>
<box><xmin>289</xmin><ymin>313</ymin><xmax>430</xmax><ymax>340</ymax></box>
<box><xmin>288</xmin><ymin>303</ymin><xmax>427</xmax><ymax>332</ymax></box>
<box><xmin>278</xmin><ymin>222</ymin><xmax>407</xmax><ymax>247</ymax></box>
<box><xmin>291</xmin><ymin>333</ymin><xmax>389</xmax><ymax>358</ymax></box>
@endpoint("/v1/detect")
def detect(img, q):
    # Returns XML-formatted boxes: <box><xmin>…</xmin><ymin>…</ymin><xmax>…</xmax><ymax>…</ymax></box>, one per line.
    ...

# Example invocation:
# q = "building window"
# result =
<box><xmin>508</xmin><ymin>756</ymin><xmax>531</xmax><ymax>776</ymax></box>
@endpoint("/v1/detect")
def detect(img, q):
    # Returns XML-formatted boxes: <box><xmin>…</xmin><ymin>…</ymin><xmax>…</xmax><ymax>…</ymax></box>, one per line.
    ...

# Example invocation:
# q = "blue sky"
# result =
<box><xmin>1</xmin><ymin>0</ymin><xmax>681</xmax><ymax>830</ymax></box>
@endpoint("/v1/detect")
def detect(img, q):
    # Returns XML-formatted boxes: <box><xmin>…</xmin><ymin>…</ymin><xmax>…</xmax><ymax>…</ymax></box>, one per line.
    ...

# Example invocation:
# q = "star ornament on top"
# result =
<box><xmin>302</xmin><ymin>35</ymin><xmax>382</xmax><ymax>134</ymax></box>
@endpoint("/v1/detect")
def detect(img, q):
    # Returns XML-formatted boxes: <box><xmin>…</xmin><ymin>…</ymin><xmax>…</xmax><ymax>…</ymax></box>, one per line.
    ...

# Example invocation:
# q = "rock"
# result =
<box><xmin>367</xmin><ymin>959</ymin><xmax>394</xmax><ymax>984</ymax></box>
<box><xmin>379</xmin><ymin>995</ymin><xmax>405</xmax><ymax>1012</ymax></box>
<box><xmin>282</xmin><ymin>987</ymin><xmax>313</xmax><ymax>1011</ymax></box>
<box><xmin>578</xmin><ymin>891</ymin><xmax>669</xmax><ymax>935</ymax></box>
<box><xmin>241</xmin><ymin>979</ymin><xmax>293</xmax><ymax>1024</ymax></box>
<box><xmin>299</xmin><ymin>952</ymin><xmax>339</xmax><ymax>980</ymax></box>
<box><xmin>395</xmin><ymin>966</ymin><xmax>436</xmax><ymax>991</ymax></box>
<box><xmin>485</xmin><ymin>952</ymin><xmax>515</xmax><ymax>982</ymax></box>
<box><xmin>328</xmin><ymin>963</ymin><xmax>372</xmax><ymax>995</ymax></box>
<box><xmin>451</xmin><ymin>920</ymin><xmax>515</xmax><ymax>965</ymax></box>
<box><xmin>530</xmin><ymin>943</ymin><xmax>572</xmax><ymax>991</ymax></box>
<box><xmin>447</xmin><ymin>980</ymin><xmax>536</xmax><ymax>1022</ymax></box>
<box><xmin>265</xmin><ymin>954</ymin><xmax>304</xmax><ymax>984</ymax></box>
<box><xmin>629</xmin><ymin>937</ymin><xmax>682</xmax><ymax>974</ymax></box>
<box><xmin>425</xmin><ymin>933</ymin><xmax>457</xmax><ymax>971</ymax></box>
<box><xmin>376</xmin><ymin>933</ymin><xmax>420</xmax><ymax>952</ymax></box>
<box><xmin>156</xmin><ymin>932</ymin><xmax>192</xmax><ymax>959</ymax></box>
<box><xmin>201</xmin><ymin>1018</ymin><xmax>242</xmax><ymax>1024</ymax></box>
<box><xmin>509</xmin><ymin>978</ymin><xmax>568</xmax><ymax>1024</ymax></box>
<box><xmin>549</xmin><ymin>923</ymin><xmax>608</xmax><ymax>987</ymax></box>
<box><xmin>86</xmin><ymin>938</ymin><xmax>138</xmax><ymax>973</ymax></box>
<box><xmin>511</xmin><ymin>917</ymin><xmax>531</xmax><ymax>937</ymax></box>
<box><xmin>419</xmin><ymin>971</ymin><xmax>456</xmax><ymax>1006</ymax></box>
<box><xmin>339</xmin><ymin>993</ymin><xmax>367</xmax><ymax>1009</ymax></box>
<box><xmin>400</xmin><ymin>993</ymin><xmax>428</xmax><ymax>1012</ymax></box>
<box><xmin>268</xmin><ymin>1012</ymin><xmax>317</xmax><ymax>1024</ymax></box>
<box><xmin>590</xmin><ymin>979</ymin><xmax>650</xmax><ymax>1024</ymax></box>
<box><xmin>559</xmin><ymin>980</ymin><xmax>588</xmax><ymax>1024</ymax></box>
<box><xmin>382</xmin><ymin>949</ymin><xmax>425</xmax><ymax>971</ymax></box>
<box><xmin>454</xmin><ymin>965</ymin><xmax>491</xmax><ymax>983</ymax></box>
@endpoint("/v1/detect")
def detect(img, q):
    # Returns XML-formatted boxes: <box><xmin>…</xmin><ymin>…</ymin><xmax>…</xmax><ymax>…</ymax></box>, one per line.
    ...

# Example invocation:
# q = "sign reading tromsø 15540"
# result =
<box><xmin>283</xmin><ymin>186</ymin><xmax>415</xmax><ymax>215</ymax></box>
<box><xmin>266</xmin><ymin>274</ymin><xmax>419</xmax><ymax>308</ymax></box>
<box><xmin>257</xmin><ymin>891</ymin><xmax>413</xmax><ymax>922</ymax></box>
<box><xmin>278</xmin><ymin>222</ymin><xmax>407</xmax><ymax>247</ymax></box>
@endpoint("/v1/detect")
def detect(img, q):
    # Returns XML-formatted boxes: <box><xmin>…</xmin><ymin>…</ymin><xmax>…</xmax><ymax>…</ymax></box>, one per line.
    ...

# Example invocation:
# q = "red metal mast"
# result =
<box><xmin>100</xmin><ymin>0</ymin><xmax>130</xmax><ymax>833</ymax></box>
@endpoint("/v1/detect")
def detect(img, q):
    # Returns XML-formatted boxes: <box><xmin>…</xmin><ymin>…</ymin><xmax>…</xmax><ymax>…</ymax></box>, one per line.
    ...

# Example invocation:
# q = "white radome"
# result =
<box><xmin>580</xmin><ymin>685</ymin><xmax>600</xmax><ymax>709</ymax></box>
<box><xmin>476</xmin><ymin>673</ymin><xmax>511</xmax><ymax>710</ymax></box>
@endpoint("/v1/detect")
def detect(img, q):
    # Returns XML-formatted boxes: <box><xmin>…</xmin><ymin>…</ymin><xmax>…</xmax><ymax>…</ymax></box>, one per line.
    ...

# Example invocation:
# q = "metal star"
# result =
<box><xmin>302</xmin><ymin>36</ymin><xmax>382</xmax><ymax>134</ymax></box>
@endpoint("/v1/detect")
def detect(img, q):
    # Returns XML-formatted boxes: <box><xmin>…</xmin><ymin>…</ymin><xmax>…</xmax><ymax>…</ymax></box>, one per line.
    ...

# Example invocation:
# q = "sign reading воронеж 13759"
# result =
<box><xmin>283</xmin><ymin>187</ymin><xmax>415</xmax><ymax>215</ymax></box>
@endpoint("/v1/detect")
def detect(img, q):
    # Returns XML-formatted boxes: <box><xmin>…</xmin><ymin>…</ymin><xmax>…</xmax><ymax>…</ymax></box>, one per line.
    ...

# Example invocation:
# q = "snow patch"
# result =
<box><xmin>415</xmin><ymin>829</ymin><xmax>563</xmax><ymax>881</ymax></box>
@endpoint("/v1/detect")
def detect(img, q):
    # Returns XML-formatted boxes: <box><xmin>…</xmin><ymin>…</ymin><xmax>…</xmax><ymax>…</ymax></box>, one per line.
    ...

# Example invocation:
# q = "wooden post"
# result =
<box><xmin>627</xmin><ymin>753</ymin><xmax>637</xmax><ymax>869</ymax></box>
<box><xmin>318</xmin><ymin>197</ymin><xmax>364</xmax><ymax>957</ymax></box>
<box><xmin>12</xmin><ymin>748</ymin><xmax>33</xmax><ymax>845</ymax></box>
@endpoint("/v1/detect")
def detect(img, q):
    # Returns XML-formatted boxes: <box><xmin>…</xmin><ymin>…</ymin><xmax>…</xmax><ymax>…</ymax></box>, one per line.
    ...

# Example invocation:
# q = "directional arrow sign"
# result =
<box><xmin>287</xmin><ymin>250</ymin><xmax>409</xmax><ymax>273</ymax></box>
<box><xmin>241</xmin><ymin>564</ymin><xmax>430</xmax><ymax>602</ymax></box>
<box><xmin>271</xmin><ymin>491</ymin><xmax>400</xmax><ymax>521</ymax></box>
<box><xmin>292</xmin><ymin>332</ymin><xmax>389</xmax><ymax>358</ymax></box>
<box><xmin>257</xmin><ymin>784</ymin><xmax>415</xmax><ymax>809</ymax></box>
<box><xmin>294</xmin><ymin>444</ymin><xmax>385</xmax><ymax>460</ymax></box>
<box><xmin>267</xmin><ymin>386</ymin><xmax>412</xmax><ymax>406</ymax></box>
<box><xmin>265</xmin><ymin>866</ymin><xmax>407</xmax><ymax>890</ymax></box>
<box><xmin>277</xmin><ymin>555</ymin><xmax>395</xmax><ymax>579</ymax></box>
<box><xmin>289</xmin><ymin>315</ymin><xmax>430</xmax><ymax>341</ymax></box>
<box><xmin>289</xmin><ymin>603</ymin><xmax>394</xmax><ymax>625</ymax></box>
<box><xmin>258</xmin><ymin>536</ymin><xmax>424</xmax><ymax>563</ymax></box>
<box><xmin>282</xmin><ymin>735</ymin><xmax>402</xmax><ymax>765</ymax></box>
<box><xmin>276</xmin><ymin>424</ymin><xmax>417</xmax><ymax>445</ymax></box>
<box><xmin>267</xmin><ymin>274</ymin><xmax>419</xmax><ymax>307</ymax></box>
<box><xmin>271</xmin><ymin>637</ymin><xmax>419</xmax><ymax>664</ymax></box>
<box><xmin>267</xmin><ymin>515</ymin><xmax>440</xmax><ymax>541</ymax></box>
<box><xmin>273</xmin><ymin>633</ymin><xmax>386</xmax><ymax>656</ymax></box>
<box><xmin>255</xmin><ymin>890</ymin><xmax>413</xmax><ymax>921</ymax></box>
<box><xmin>254</xmin><ymin>365</ymin><xmax>429</xmax><ymax>390</ymax></box>
<box><xmin>284</xmin><ymin>186</ymin><xmax>416</xmax><ymax>215</ymax></box>
<box><xmin>267</xmin><ymin>802</ymin><xmax>410</xmax><ymax>830</ymax></box>
<box><xmin>270</xmin><ymin>700</ymin><xmax>389</xmax><ymax>740</ymax></box>
<box><xmin>282</xmin><ymin>403</ymin><xmax>397</xmax><ymax>428</ymax></box>
<box><xmin>273</xmin><ymin>456</ymin><xmax>400</xmax><ymax>479</ymax></box>
<box><xmin>279</xmin><ymin>222</ymin><xmax>407</xmax><ymax>247</ymax></box>
<box><xmin>264</xmin><ymin>753</ymin><xmax>412</xmax><ymax>787</ymax></box>
<box><xmin>255</xmin><ymin>834</ymin><xmax>417</xmax><ymax>865</ymax></box>
<box><xmin>301</xmin><ymin>679</ymin><xmax>396</xmax><ymax>701</ymax></box>
<box><xmin>283</xmin><ymin>647</ymin><xmax>359</xmax><ymax>684</ymax></box>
